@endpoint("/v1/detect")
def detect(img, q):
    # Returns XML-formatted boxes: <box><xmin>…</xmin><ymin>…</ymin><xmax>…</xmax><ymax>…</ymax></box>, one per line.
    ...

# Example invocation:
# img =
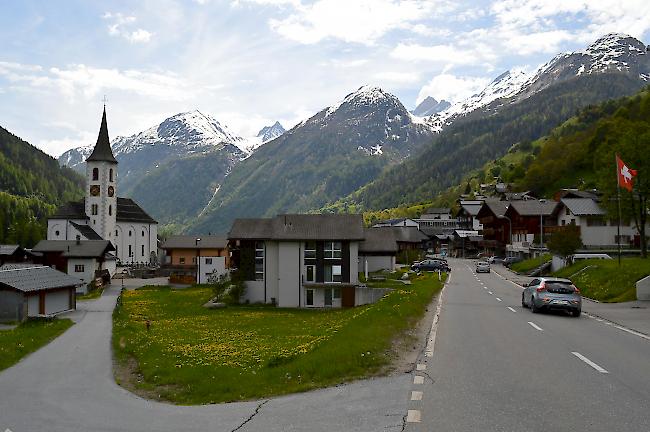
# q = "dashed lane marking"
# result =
<box><xmin>507</xmin><ymin>307</ymin><xmax>517</xmax><ymax>313</ymax></box>
<box><xmin>496</xmin><ymin>297</ymin><xmax>502</xmax><ymax>302</ymax></box>
<box><xmin>571</xmin><ymin>352</ymin><xmax>609</xmax><ymax>374</ymax></box>
<box><xmin>488</xmin><ymin>291</ymin><xmax>493</xmax><ymax>295</ymax></box>
<box><xmin>528</xmin><ymin>321</ymin><xmax>544</xmax><ymax>331</ymax></box>
<box><xmin>407</xmin><ymin>410</ymin><xmax>422</xmax><ymax>423</ymax></box>
<box><xmin>413</xmin><ymin>375</ymin><xmax>424</xmax><ymax>385</ymax></box>
<box><xmin>416</xmin><ymin>364</ymin><xmax>426</xmax><ymax>371</ymax></box>
<box><xmin>411</xmin><ymin>391</ymin><xmax>423</xmax><ymax>401</ymax></box>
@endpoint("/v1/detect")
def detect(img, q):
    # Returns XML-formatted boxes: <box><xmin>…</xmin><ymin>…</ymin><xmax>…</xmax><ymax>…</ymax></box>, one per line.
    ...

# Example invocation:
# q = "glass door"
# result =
<box><xmin>324</xmin><ymin>288</ymin><xmax>333</xmax><ymax>307</ymax></box>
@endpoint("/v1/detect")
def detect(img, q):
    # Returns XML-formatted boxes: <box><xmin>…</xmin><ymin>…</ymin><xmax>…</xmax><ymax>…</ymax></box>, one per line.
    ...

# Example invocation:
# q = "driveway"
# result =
<box><xmin>0</xmin><ymin>283</ymin><xmax>412</xmax><ymax>432</ymax></box>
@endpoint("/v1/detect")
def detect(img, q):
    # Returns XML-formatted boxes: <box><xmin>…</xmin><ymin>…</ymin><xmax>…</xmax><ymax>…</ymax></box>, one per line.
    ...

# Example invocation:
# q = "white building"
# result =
<box><xmin>556</xmin><ymin>198</ymin><xmax>638</xmax><ymax>247</ymax></box>
<box><xmin>48</xmin><ymin>107</ymin><xmax>158</xmax><ymax>265</ymax></box>
<box><xmin>228</xmin><ymin>214</ymin><xmax>368</xmax><ymax>308</ymax></box>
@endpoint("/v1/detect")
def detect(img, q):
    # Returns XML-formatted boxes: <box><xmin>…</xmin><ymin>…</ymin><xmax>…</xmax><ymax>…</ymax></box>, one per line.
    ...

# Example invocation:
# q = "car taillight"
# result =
<box><xmin>572</xmin><ymin>285</ymin><xmax>580</xmax><ymax>293</ymax></box>
<box><xmin>536</xmin><ymin>282</ymin><xmax>546</xmax><ymax>292</ymax></box>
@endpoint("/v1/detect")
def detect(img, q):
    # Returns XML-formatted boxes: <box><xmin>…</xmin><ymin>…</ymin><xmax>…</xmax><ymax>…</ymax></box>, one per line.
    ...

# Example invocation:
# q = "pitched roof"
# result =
<box><xmin>359</xmin><ymin>228</ymin><xmax>399</xmax><ymax>254</ymax></box>
<box><xmin>374</xmin><ymin>218</ymin><xmax>416</xmax><ymax>226</ymax></box>
<box><xmin>0</xmin><ymin>245</ymin><xmax>20</xmax><ymax>256</ymax></box>
<box><xmin>0</xmin><ymin>265</ymin><xmax>81</xmax><ymax>292</ymax></box>
<box><xmin>50</xmin><ymin>198</ymin><xmax>157</xmax><ymax>224</ymax></box>
<box><xmin>508</xmin><ymin>200</ymin><xmax>559</xmax><ymax>217</ymax></box>
<box><xmin>419</xmin><ymin>226</ymin><xmax>455</xmax><ymax>237</ymax></box>
<box><xmin>229</xmin><ymin>214</ymin><xmax>365</xmax><ymax>241</ymax></box>
<box><xmin>69</xmin><ymin>222</ymin><xmax>103</xmax><ymax>240</ymax></box>
<box><xmin>161</xmin><ymin>235</ymin><xmax>228</xmax><ymax>250</ymax></box>
<box><xmin>478</xmin><ymin>199</ymin><xmax>509</xmax><ymax>218</ymax></box>
<box><xmin>86</xmin><ymin>107</ymin><xmax>117</xmax><ymax>163</ymax></box>
<box><xmin>561</xmin><ymin>198</ymin><xmax>606</xmax><ymax>216</ymax></box>
<box><xmin>459</xmin><ymin>202</ymin><xmax>483</xmax><ymax>216</ymax></box>
<box><xmin>558</xmin><ymin>189</ymin><xmax>599</xmax><ymax>200</ymax></box>
<box><xmin>32</xmin><ymin>240</ymin><xmax>115</xmax><ymax>258</ymax></box>
<box><xmin>388</xmin><ymin>226</ymin><xmax>429</xmax><ymax>243</ymax></box>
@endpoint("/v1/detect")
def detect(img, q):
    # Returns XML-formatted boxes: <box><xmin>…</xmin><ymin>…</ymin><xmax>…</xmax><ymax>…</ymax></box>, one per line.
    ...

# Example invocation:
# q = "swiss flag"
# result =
<box><xmin>617</xmin><ymin>154</ymin><xmax>637</xmax><ymax>192</ymax></box>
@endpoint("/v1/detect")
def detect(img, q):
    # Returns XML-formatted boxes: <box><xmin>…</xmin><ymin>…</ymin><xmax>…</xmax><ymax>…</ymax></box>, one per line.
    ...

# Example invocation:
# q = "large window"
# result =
<box><xmin>255</xmin><ymin>241</ymin><xmax>264</xmax><ymax>281</ymax></box>
<box><xmin>305</xmin><ymin>265</ymin><xmax>315</xmax><ymax>282</ymax></box>
<box><xmin>304</xmin><ymin>241</ymin><xmax>316</xmax><ymax>259</ymax></box>
<box><xmin>324</xmin><ymin>264</ymin><xmax>342</xmax><ymax>283</ymax></box>
<box><xmin>324</xmin><ymin>241</ymin><xmax>342</xmax><ymax>259</ymax></box>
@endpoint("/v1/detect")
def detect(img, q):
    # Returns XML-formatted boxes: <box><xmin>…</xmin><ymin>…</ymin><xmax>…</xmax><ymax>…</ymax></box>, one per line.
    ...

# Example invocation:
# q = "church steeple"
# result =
<box><xmin>87</xmin><ymin>106</ymin><xmax>117</xmax><ymax>163</ymax></box>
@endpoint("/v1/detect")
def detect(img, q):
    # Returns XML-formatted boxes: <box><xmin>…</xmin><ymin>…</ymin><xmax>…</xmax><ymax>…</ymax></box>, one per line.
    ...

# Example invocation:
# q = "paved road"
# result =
<box><xmin>0</xmin><ymin>284</ymin><xmax>411</xmax><ymax>432</ymax></box>
<box><xmin>406</xmin><ymin>259</ymin><xmax>650</xmax><ymax>432</ymax></box>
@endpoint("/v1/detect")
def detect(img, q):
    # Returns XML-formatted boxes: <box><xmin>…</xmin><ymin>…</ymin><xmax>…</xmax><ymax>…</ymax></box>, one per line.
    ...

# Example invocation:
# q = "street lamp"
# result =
<box><xmin>539</xmin><ymin>199</ymin><xmax>546</xmax><ymax>250</ymax></box>
<box><xmin>195</xmin><ymin>238</ymin><xmax>201</xmax><ymax>284</ymax></box>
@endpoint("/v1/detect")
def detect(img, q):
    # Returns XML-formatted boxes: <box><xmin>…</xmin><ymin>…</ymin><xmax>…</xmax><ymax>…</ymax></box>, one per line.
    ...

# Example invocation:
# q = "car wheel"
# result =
<box><xmin>530</xmin><ymin>297</ymin><xmax>538</xmax><ymax>313</ymax></box>
<box><xmin>521</xmin><ymin>293</ymin><xmax>527</xmax><ymax>308</ymax></box>
<box><xmin>572</xmin><ymin>309</ymin><xmax>581</xmax><ymax>318</ymax></box>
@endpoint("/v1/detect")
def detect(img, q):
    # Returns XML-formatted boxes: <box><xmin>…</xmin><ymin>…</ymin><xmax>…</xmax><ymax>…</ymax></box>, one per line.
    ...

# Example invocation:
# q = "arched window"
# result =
<box><xmin>108</xmin><ymin>205</ymin><xmax>112</xmax><ymax>216</ymax></box>
<box><xmin>109</xmin><ymin>169</ymin><xmax>113</xmax><ymax>182</ymax></box>
<box><xmin>92</xmin><ymin>167</ymin><xmax>99</xmax><ymax>181</ymax></box>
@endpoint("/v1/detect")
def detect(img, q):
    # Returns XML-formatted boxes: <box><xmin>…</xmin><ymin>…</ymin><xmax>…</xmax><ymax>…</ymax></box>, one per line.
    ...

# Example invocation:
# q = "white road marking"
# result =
<box><xmin>407</xmin><ymin>410</ymin><xmax>422</xmax><ymax>423</ymax></box>
<box><xmin>528</xmin><ymin>321</ymin><xmax>543</xmax><ymax>331</ymax></box>
<box><xmin>411</xmin><ymin>391</ymin><xmax>423</xmax><ymax>401</ymax></box>
<box><xmin>416</xmin><ymin>364</ymin><xmax>426</xmax><ymax>371</ymax></box>
<box><xmin>424</xmin><ymin>273</ymin><xmax>450</xmax><ymax>358</ymax></box>
<box><xmin>507</xmin><ymin>307</ymin><xmax>517</xmax><ymax>313</ymax></box>
<box><xmin>413</xmin><ymin>375</ymin><xmax>424</xmax><ymax>385</ymax></box>
<box><xmin>612</xmin><ymin>324</ymin><xmax>650</xmax><ymax>341</ymax></box>
<box><xmin>496</xmin><ymin>297</ymin><xmax>502</xmax><ymax>302</ymax></box>
<box><xmin>488</xmin><ymin>291</ymin><xmax>493</xmax><ymax>295</ymax></box>
<box><xmin>571</xmin><ymin>352</ymin><xmax>609</xmax><ymax>374</ymax></box>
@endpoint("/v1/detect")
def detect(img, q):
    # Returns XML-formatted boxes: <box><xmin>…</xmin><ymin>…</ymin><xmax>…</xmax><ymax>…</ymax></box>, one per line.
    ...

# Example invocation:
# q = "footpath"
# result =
<box><xmin>492</xmin><ymin>265</ymin><xmax>650</xmax><ymax>337</ymax></box>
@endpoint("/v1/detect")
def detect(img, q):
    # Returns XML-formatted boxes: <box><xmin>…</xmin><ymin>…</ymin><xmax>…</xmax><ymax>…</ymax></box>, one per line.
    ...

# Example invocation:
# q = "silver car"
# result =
<box><xmin>476</xmin><ymin>261</ymin><xmax>491</xmax><ymax>273</ymax></box>
<box><xmin>522</xmin><ymin>277</ymin><xmax>582</xmax><ymax>317</ymax></box>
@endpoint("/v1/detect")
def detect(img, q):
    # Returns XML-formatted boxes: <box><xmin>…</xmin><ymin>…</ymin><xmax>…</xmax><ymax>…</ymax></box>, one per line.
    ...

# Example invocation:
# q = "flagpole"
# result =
<box><xmin>616</xmin><ymin>154</ymin><xmax>622</xmax><ymax>267</ymax></box>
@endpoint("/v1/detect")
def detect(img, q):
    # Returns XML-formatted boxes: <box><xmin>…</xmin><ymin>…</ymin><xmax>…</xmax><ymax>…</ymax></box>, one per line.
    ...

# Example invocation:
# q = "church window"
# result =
<box><xmin>129</xmin><ymin>231</ymin><xmax>132</xmax><ymax>237</ymax></box>
<box><xmin>128</xmin><ymin>245</ymin><xmax>132</xmax><ymax>257</ymax></box>
<box><xmin>55</xmin><ymin>230</ymin><xmax>60</xmax><ymax>236</ymax></box>
<box><xmin>109</xmin><ymin>169</ymin><xmax>114</xmax><ymax>182</ymax></box>
<box><xmin>109</xmin><ymin>205</ymin><xmax>112</xmax><ymax>216</ymax></box>
<box><xmin>142</xmin><ymin>230</ymin><xmax>145</xmax><ymax>236</ymax></box>
<box><xmin>115</xmin><ymin>230</ymin><xmax>118</xmax><ymax>236</ymax></box>
<box><xmin>142</xmin><ymin>245</ymin><xmax>145</xmax><ymax>256</ymax></box>
<box><xmin>91</xmin><ymin>204</ymin><xmax>98</xmax><ymax>215</ymax></box>
<box><xmin>92</xmin><ymin>168</ymin><xmax>99</xmax><ymax>181</ymax></box>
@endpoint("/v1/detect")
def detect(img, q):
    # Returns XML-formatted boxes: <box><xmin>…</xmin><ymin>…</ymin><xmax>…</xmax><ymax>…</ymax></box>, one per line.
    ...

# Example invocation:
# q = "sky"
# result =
<box><xmin>1</xmin><ymin>0</ymin><xmax>649</xmax><ymax>157</ymax></box>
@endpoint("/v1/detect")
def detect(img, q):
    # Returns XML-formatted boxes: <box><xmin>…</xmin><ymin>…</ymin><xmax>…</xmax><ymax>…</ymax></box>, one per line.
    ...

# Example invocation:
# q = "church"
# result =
<box><xmin>47</xmin><ymin>107</ymin><xmax>158</xmax><ymax>265</ymax></box>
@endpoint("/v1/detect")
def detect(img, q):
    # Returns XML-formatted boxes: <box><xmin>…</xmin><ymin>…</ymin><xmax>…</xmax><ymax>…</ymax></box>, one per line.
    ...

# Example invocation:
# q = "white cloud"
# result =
<box><xmin>417</xmin><ymin>73</ymin><xmax>490</xmax><ymax>105</ymax></box>
<box><xmin>268</xmin><ymin>0</ymin><xmax>446</xmax><ymax>45</ymax></box>
<box><xmin>103</xmin><ymin>12</ymin><xmax>153</xmax><ymax>44</ymax></box>
<box><xmin>40</xmin><ymin>130</ymin><xmax>96</xmax><ymax>157</ymax></box>
<box><xmin>390</xmin><ymin>42</ymin><xmax>497</xmax><ymax>67</ymax></box>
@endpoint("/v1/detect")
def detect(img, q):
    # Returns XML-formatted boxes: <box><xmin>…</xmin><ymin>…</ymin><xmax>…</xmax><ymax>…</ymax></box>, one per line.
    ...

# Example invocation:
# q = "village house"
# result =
<box><xmin>0</xmin><ymin>245</ymin><xmax>34</xmax><ymax>266</ymax></box>
<box><xmin>160</xmin><ymin>235</ymin><xmax>229</xmax><ymax>284</ymax></box>
<box><xmin>372</xmin><ymin>217</ymin><xmax>419</xmax><ymax>228</ymax></box>
<box><xmin>504</xmin><ymin>200</ymin><xmax>561</xmax><ymax>259</ymax></box>
<box><xmin>476</xmin><ymin>199</ymin><xmax>511</xmax><ymax>254</ymax></box>
<box><xmin>0</xmin><ymin>264</ymin><xmax>79</xmax><ymax>322</ymax></box>
<box><xmin>416</xmin><ymin>208</ymin><xmax>461</xmax><ymax>230</ymax></box>
<box><xmin>228</xmin><ymin>214</ymin><xmax>367</xmax><ymax>308</ymax></box>
<box><xmin>48</xmin><ymin>107</ymin><xmax>158</xmax><ymax>265</ymax></box>
<box><xmin>456</xmin><ymin>199</ymin><xmax>485</xmax><ymax>231</ymax></box>
<box><xmin>32</xmin><ymin>239</ymin><xmax>116</xmax><ymax>292</ymax></box>
<box><xmin>358</xmin><ymin>228</ymin><xmax>399</xmax><ymax>274</ymax></box>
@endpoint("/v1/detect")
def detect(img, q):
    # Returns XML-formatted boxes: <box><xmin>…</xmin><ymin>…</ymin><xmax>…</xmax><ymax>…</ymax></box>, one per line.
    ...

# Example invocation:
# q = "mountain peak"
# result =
<box><xmin>325</xmin><ymin>85</ymin><xmax>400</xmax><ymax>118</ymax></box>
<box><xmin>256</xmin><ymin>121</ymin><xmax>286</xmax><ymax>142</ymax></box>
<box><xmin>584</xmin><ymin>33</ymin><xmax>646</xmax><ymax>56</ymax></box>
<box><xmin>412</xmin><ymin>96</ymin><xmax>451</xmax><ymax>117</ymax></box>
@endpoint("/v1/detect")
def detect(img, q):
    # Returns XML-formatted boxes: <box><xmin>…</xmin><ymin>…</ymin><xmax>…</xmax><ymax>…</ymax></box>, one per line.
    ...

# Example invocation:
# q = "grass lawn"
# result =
<box><xmin>553</xmin><ymin>257</ymin><xmax>650</xmax><ymax>302</ymax></box>
<box><xmin>511</xmin><ymin>254</ymin><xmax>552</xmax><ymax>274</ymax></box>
<box><xmin>0</xmin><ymin>319</ymin><xmax>74</xmax><ymax>371</ymax></box>
<box><xmin>77</xmin><ymin>286</ymin><xmax>104</xmax><ymax>301</ymax></box>
<box><xmin>113</xmin><ymin>271</ymin><xmax>444</xmax><ymax>404</ymax></box>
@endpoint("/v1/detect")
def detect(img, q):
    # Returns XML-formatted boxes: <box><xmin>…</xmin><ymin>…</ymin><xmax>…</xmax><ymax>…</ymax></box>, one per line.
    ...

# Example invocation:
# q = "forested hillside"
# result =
<box><xmin>0</xmin><ymin>126</ymin><xmax>84</xmax><ymax>246</ymax></box>
<box><xmin>330</xmin><ymin>73</ymin><xmax>646</xmax><ymax>212</ymax></box>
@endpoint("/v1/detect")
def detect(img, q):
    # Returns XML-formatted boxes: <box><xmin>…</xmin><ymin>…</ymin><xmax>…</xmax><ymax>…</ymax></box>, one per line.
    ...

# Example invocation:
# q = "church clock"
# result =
<box><xmin>90</xmin><ymin>185</ymin><xmax>100</xmax><ymax>196</ymax></box>
<box><xmin>108</xmin><ymin>186</ymin><xmax>115</xmax><ymax>197</ymax></box>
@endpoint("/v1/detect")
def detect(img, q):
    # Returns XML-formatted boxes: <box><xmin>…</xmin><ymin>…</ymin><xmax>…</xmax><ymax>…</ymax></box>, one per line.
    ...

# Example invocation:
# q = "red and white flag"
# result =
<box><xmin>617</xmin><ymin>154</ymin><xmax>637</xmax><ymax>192</ymax></box>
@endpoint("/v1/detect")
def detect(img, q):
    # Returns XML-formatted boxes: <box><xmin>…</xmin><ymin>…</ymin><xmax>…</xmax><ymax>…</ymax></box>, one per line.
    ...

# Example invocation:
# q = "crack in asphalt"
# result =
<box><xmin>418</xmin><ymin>371</ymin><xmax>435</xmax><ymax>384</ymax></box>
<box><xmin>230</xmin><ymin>400</ymin><xmax>268</xmax><ymax>432</ymax></box>
<box><xmin>400</xmin><ymin>412</ymin><xmax>408</xmax><ymax>432</ymax></box>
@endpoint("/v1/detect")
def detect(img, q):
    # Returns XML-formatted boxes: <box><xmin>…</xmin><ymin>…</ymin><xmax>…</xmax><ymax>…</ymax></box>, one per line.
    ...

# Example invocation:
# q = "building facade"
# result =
<box><xmin>160</xmin><ymin>235</ymin><xmax>229</xmax><ymax>284</ymax></box>
<box><xmin>48</xmin><ymin>107</ymin><xmax>158</xmax><ymax>265</ymax></box>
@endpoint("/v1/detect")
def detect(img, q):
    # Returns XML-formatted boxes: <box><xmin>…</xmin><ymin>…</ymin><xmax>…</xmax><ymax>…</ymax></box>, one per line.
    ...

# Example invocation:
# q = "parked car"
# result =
<box><xmin>502</xmin><ymin>256</ymin><xmax>522</xmax><ymax>267</ymax></box>
<box><xmin>489</xmin><ymin>256</ymin><xmax>505</xmax><ymax>264</ymax></box>
<box><xmin>475</xmin><ymin>261</ymin><xmax>491</xmax><ymax>273</ymax></box>
<box><xmin>521</xmin><ymin>277</ymin><xmax>581</xmax><ymax>317</ymax></box>
<box><xmin>411</xmin><ymin>259</ymin><xmax>451</xmax><ymax>272</ymax></box>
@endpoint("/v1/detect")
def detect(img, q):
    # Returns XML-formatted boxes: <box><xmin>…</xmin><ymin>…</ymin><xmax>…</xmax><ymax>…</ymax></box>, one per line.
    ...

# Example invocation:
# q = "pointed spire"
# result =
<box><xmin>87</xmin><ymin>106</ymin><xmax>117</xmax><ymax>163</ymax></box>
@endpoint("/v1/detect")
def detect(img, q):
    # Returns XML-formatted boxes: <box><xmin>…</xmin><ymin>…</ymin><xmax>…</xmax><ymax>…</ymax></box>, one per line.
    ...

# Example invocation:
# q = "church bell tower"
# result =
<box><xmin>85</xmin><ymin>105</ymin><xmax>118</xmax><ymax>243</ymax></box>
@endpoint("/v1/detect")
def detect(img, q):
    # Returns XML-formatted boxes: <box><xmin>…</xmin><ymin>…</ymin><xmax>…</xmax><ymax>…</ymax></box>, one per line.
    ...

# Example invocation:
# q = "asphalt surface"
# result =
<box><xmin>406</xmin><ymin>259</ymin><xmax>650</xmax><ymax>432</ymax></box>
<box><xmin>0</xmin><ymin>283</ymin><xmax>411</xmax><ymax>432</ymax></box>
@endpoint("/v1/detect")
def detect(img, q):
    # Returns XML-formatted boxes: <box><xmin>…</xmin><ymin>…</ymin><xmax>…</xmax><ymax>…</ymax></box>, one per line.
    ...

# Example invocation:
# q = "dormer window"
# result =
<box><xmin>92</xmin><ymin>167</ymin><xmax>99</xmax><ymax>181</ymax></box>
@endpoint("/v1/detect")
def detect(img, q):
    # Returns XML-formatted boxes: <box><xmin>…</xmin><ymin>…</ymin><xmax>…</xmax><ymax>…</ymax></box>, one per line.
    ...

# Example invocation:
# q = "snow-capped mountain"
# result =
<box><xmin>411</xmin><ymin>96</ymin><xmax>451</xmax><ymax>117</ymax></box>
<box><xmin>257</xmin><ymin>121</ymin><xmax>285</xmax><ymax>142</ymax></box>
<box><xmin>424</xmin><ymin>33</ymin><xmax>650</xmax><ymax>133</ymax></box>
<box><xmin>58</xmin><ymin>110</ymin><xmax>245</xmax><ymax>193</ymax></box>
